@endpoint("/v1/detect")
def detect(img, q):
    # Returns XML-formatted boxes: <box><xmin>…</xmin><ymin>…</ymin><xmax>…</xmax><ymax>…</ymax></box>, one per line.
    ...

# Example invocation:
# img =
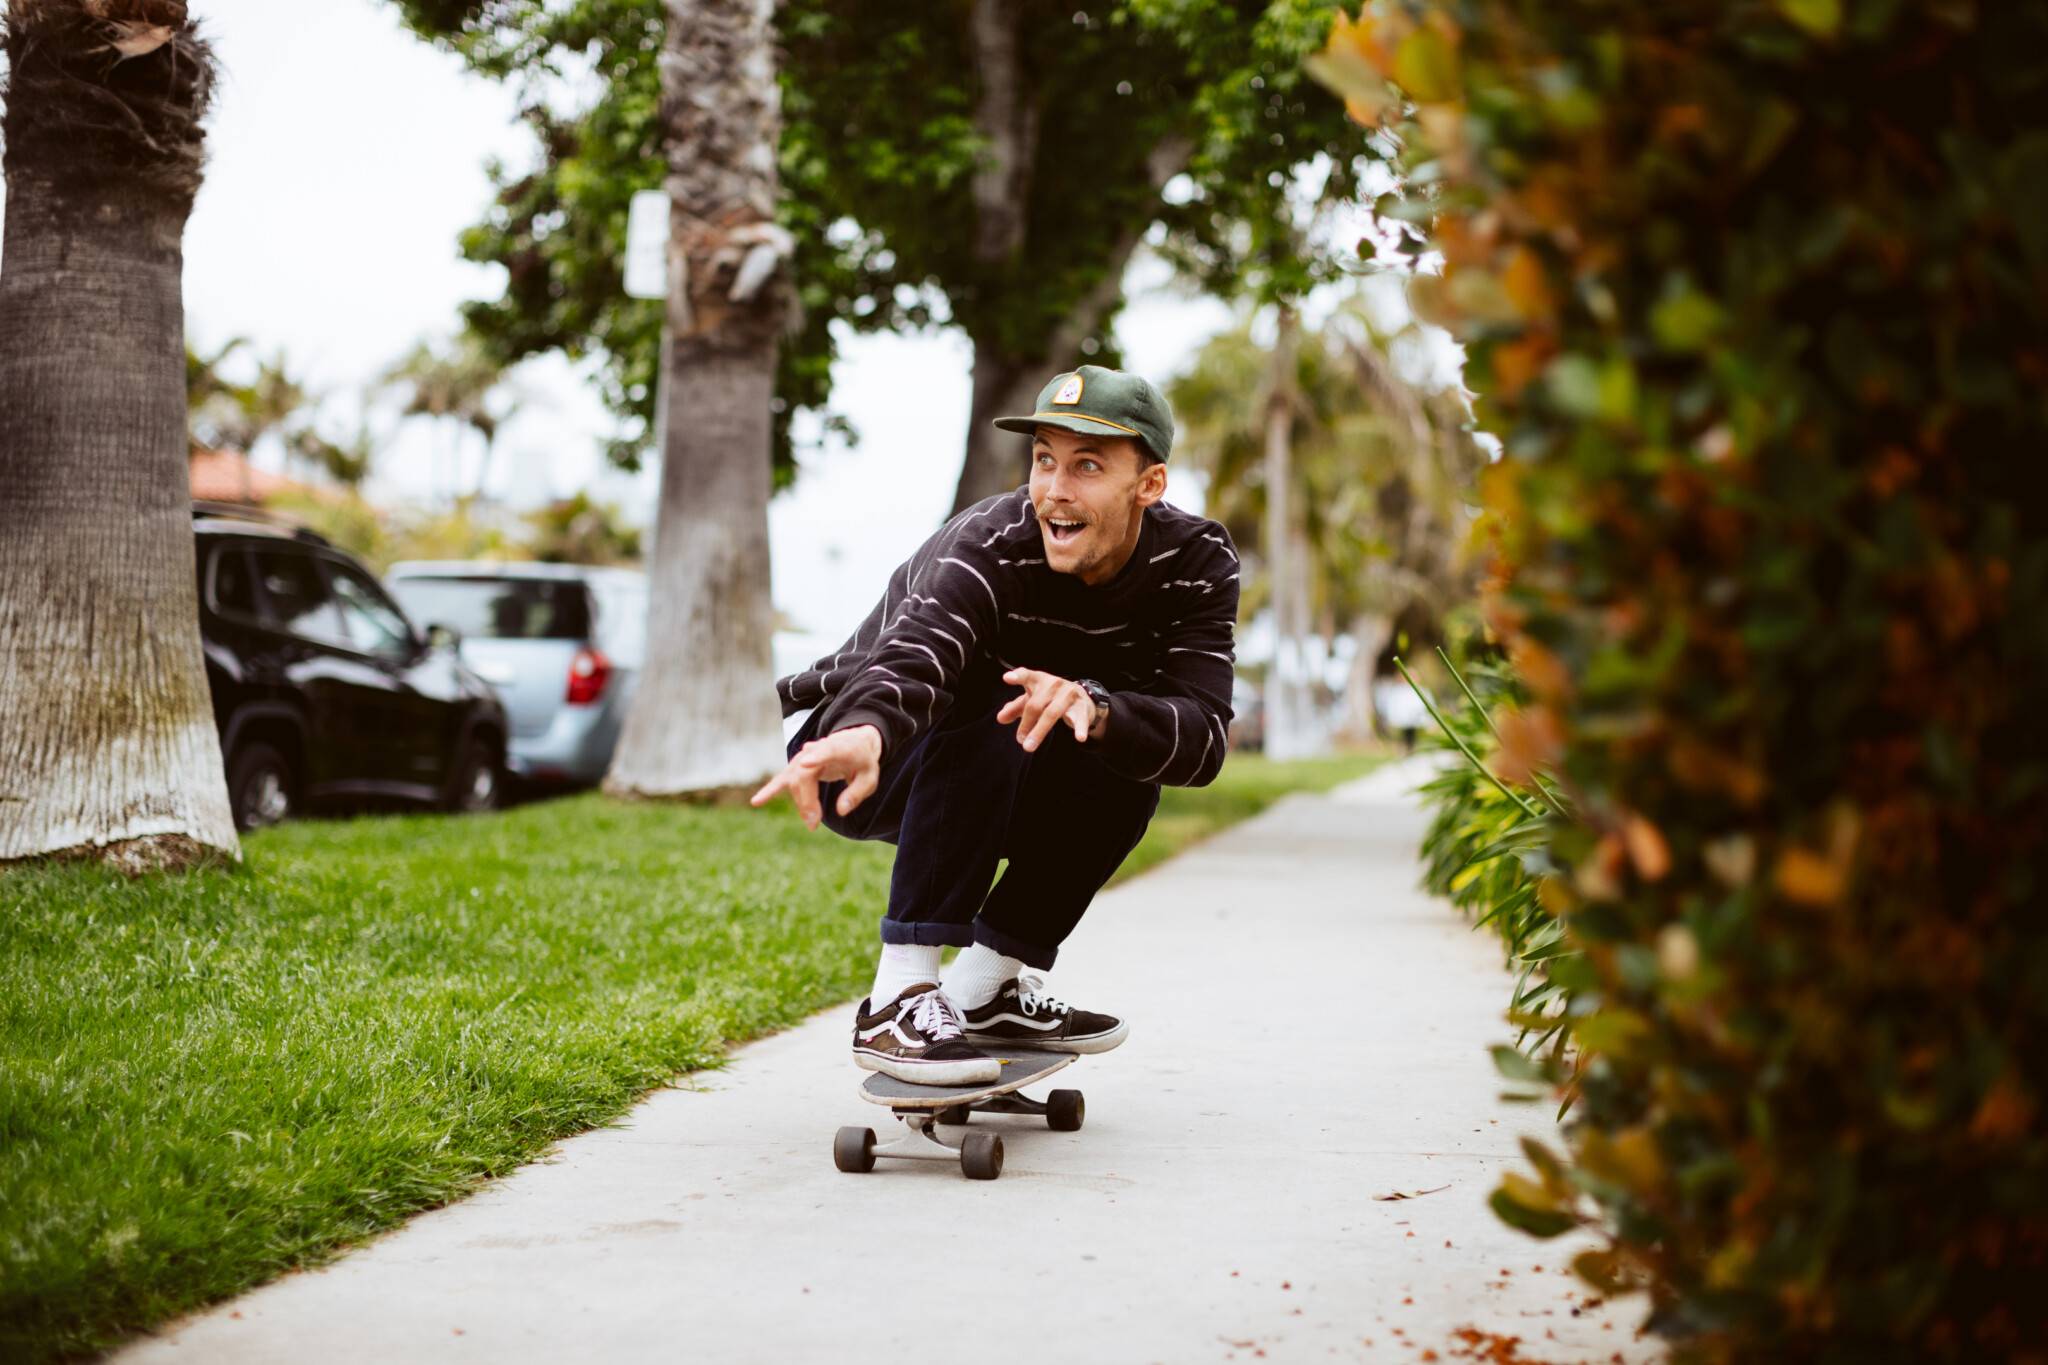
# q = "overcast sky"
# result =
<box><xmin>0</xmin><ymin>0</ymin><xmax>1444</xmax><ymax>654</ymax></box>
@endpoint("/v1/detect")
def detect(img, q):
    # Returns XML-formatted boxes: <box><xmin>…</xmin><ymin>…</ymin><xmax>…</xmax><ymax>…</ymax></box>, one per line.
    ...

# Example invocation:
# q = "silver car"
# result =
<box><xmin>386</xmin><ymin>562</ymin><xmax>647</xmax><ymax>787</ymax></box>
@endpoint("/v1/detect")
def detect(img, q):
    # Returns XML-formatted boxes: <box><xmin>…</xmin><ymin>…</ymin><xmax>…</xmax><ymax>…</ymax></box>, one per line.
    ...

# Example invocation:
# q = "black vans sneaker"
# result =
<box><xmin>959</xmin><ymin>974</ymin><xmax>1129</xmax><ymax>1054</ymax></box>
<box><xmin>852</xmin><ymin>983</ymin><xmax>1002</xmax><ymax>1085</ymax></box>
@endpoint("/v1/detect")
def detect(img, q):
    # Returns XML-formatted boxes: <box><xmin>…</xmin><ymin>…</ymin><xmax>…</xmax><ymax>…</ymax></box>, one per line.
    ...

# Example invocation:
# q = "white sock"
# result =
<box><xmin>941</xmin><ymin>944</ymin><xmax>1024</xmax><ymax>1011</ymax></box>
<box><xmin>869</xmin><ymin>943</ymin><xmax>943</xmax><ymax>1010</ymax></box>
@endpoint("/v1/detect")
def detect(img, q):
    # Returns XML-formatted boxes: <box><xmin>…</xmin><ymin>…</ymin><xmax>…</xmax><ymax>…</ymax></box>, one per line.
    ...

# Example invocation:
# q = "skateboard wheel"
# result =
<box><xmin>1046</xmin><ymin>1088</ymin><xmax>1085</xmax><ymax>1132</ymax></box>
<box><xmin>961</xmin><ymin>1132</ymin><xmax>1003</xmax><ymax>1181</ymax></box>
<box><xmin>834</xmin><ymin>1126</ymin><xmax>876</xmax><ymax>1173</ymax></box>
<box><xmin>936</xmin><ymin>1104</ymin><xmax>972</xmax><ymax>1126</ymax></box>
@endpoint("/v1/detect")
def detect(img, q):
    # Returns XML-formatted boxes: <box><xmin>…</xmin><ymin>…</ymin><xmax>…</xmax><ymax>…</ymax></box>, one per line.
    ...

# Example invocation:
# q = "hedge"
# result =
<box><xmin>1315</xmin><ymin>4</ymin><xmax>2048</xmax><ymax>1360</ymax></box>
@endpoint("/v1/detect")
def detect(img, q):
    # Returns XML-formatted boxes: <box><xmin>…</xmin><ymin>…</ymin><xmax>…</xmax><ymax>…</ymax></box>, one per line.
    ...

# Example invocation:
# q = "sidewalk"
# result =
<box><xmin>115</xmin><ymin>756</ymin><xmax>1657</xmax><ymax>1364</ymax></box>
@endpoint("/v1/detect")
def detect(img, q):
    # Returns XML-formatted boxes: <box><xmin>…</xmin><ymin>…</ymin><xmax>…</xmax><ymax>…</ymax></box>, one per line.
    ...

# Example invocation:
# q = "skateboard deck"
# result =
<box><xmin>860</xmin><ymin>1048</ymin><xmax>1073</xmax><ymax>1109</ymax></box>
<box><xmin>837</xmin><ymin>1048</ymin><xmax>1087</xmax><ymax>1181</ymax></box>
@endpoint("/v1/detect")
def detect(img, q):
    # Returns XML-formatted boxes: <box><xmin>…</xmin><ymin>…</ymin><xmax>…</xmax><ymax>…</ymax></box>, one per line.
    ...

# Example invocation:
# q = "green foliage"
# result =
<box><xmin>523</xmin><ymin>490</ymin><xmax>642</xmax><ymax>565</ymax></box>
<box><xmin>1411</xmin><ymin>654</ymin><xmax>1575</xmax><ymax>1070</ymax></box>
<box><xmin>261</xmin><ymin>490</ymin><xmax>521</xmax><ymax>573</ymax></box>
<box><xmin>385</xmin><ymin>0</ymin><xmax>1369</xmax><ymax>472</ymax></box>
<box><xmin>1316</xmin><ymin>3</ymin><xmax>2048</xmax><ymax>1358</ymax></box>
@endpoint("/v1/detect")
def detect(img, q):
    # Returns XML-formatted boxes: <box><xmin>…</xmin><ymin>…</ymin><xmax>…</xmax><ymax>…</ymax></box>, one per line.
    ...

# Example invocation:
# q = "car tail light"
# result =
<box><xmin>566</xmin><ymin>646</ymin><xmax>612</xmax><ymax>705</ymax></box>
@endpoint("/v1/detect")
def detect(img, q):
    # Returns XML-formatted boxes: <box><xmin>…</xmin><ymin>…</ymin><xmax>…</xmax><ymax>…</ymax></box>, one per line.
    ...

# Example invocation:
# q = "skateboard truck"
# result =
<box><xmin>837</xmin><ymin>1109</ymin><xmax>1006</xmax><ymax>1180</ymax></box>
<box><xmin>836</xmin><ymin>1049</ymin><xmax>1084</xmax><ymax>1181</ymax></box>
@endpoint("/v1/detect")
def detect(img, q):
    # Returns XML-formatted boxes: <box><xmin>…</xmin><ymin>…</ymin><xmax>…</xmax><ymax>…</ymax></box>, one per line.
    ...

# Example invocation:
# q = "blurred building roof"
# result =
<box><xmin>187</xmin><ymin>447</ymin><xmax>316</xmax><ymax>505</ymax></box>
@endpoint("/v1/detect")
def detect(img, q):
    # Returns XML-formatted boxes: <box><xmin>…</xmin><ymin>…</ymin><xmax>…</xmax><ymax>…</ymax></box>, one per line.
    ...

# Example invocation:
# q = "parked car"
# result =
<box><xmin>384</xmin><ymin>562</ymin><xmax>647</xmax><ymax>788</ymax></box>
<box><xmin>192</xmin><ymin>503</ymin><xmax>509</xmax><ymax>831</ymax></box>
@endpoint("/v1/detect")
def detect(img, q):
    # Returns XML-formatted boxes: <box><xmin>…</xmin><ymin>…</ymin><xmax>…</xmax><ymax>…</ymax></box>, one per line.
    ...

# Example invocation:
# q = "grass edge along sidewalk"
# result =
<box><xmin>0</xmin><ymin>750</ymin><xmax>1381</xmax><ymax>1362</ymax></box>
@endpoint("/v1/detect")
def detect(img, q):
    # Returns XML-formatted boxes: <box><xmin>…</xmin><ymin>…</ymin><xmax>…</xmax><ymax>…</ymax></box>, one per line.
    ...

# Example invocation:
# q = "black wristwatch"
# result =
<box><xmin>1076</xmin><ymin>678</ymin><xmax>1112</xmax><ymax>741</ymax></box>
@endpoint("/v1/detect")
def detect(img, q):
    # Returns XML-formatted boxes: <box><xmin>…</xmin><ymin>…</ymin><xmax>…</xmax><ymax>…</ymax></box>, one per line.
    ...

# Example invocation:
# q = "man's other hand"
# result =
<box><xmin>749</xmin><ymin>724</ymin><xmax>883</xmax><ymax>830</ymax></box>
<box><xmin>998</xmin><ymin>668</ymin><xmax>1097</xmax><ymax>751</ymax></box>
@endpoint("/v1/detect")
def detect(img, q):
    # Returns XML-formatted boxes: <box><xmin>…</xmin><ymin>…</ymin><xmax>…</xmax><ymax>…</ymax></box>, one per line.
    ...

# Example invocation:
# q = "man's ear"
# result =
<box><xmin>1134</xmin><ymin>455</ymin><xmax>1169</xmax><ymax>509</ymax></box>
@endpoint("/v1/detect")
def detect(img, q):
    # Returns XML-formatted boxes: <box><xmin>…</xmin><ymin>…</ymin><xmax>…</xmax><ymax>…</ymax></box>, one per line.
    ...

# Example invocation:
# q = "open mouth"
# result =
<box><xmin>1044</xmin><ymin>515</ymin><xmax>1087</xmax><ymax>545</ymax></box>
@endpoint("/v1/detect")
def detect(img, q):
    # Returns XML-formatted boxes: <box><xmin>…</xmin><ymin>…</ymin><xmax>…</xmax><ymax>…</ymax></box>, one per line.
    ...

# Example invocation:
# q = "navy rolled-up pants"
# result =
<box><xmin>787</xmin><ymin>683</ymin><xmax>1159</xmax><ymax>970</ymax></box>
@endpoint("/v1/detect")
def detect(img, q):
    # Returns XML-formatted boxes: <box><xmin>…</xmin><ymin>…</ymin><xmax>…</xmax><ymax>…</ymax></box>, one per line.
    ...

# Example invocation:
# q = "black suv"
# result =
<box><xmin>192</xmin><ymin>503</ymin><xmax>509</xmax><ymax>831</ymax></box>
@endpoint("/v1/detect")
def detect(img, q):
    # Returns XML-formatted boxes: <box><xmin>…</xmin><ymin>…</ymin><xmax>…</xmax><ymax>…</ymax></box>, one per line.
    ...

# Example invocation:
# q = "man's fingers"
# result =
<box><xmin>791</xmin><ymin>771</ymin><xmax>823</xmax><ymax>830</ymax></box>
<box><xmin>1022</xmin><ymin>699</ymin><xmax>1063</xmax><ymax>752</ymax></box>
<box><xmin>755</xmin><ymin>729</ymin><xmax>882</xmax><ymax>830</ymax></box>
<box><xmin>1013</xmin><ymin>692</ymin><xmax>1047</xmax><ymax>745</ymax></box>
<box><xmin>996</xmin><ymin>694</ymin><xmax>1027</xmax><ymax>725</ymax></box>
<box><xmin>837</xmin><ymin>764</ymin><xmax>878</xmax><ymax>817</ymax></box>
<box><xmin>1066</xmin><ymin>696</ymin><xmax>1094</xmax><ymax>743</ymax></box>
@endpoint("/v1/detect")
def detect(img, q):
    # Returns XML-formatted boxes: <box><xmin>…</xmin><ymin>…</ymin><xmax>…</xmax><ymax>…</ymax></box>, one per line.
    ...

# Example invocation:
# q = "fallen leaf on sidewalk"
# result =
<box><xmin>1373</xmin><ymin>1184</ymin><xmax>1451</xmax><ymax>1201</ymax></box>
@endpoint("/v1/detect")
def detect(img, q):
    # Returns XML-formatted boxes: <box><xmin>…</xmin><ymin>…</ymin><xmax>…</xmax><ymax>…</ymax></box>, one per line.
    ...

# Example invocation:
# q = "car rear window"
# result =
<box><xmin>389</xmin><ymin>577</ymin><xmax>593</xmax><ymax>641</ymax></box>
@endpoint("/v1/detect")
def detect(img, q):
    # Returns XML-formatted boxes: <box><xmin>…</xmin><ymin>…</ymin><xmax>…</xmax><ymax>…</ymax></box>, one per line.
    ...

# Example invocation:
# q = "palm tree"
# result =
<box><xmin>290</xmin><ymin>419</ymin><xmax>376</xmax><ymax>489</ymax></box>
<box><xmin>186</xmin><ymin>334</ymin><xmax>248</xmax><ymax>444</ymax></box>
<box><xmin>1172</xmin><ymin>296</ymin><xmax>1485</xmax><ymax>744</ymax></box>
<box><xmin>382</xmin><ymin>335</ymin><xmax>517</xmax><ymax>503</ymax></box>
<box><xmin>0</xmin><ymin>0</ymin><xmax>238</xmax><ymax>868</ymax></box>
<box><xmin>603</xmin><ymin>0</ymin><xmax>787</xmax><ymax>798</ymax></box>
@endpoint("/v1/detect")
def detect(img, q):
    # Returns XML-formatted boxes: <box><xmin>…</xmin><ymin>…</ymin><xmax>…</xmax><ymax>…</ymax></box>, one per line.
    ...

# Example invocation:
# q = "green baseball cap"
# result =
<box><xmin>992</xmin><ymin>364</ymin><xmax>1174</xmax><ymax>463</ymax></box>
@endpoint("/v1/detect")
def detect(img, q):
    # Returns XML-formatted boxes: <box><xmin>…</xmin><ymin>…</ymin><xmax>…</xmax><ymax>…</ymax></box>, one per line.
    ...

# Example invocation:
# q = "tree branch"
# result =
<box><xmin>968</xmin><ymin>0</ymin><xmax>1035</xmax><ymax>266</ymax></box>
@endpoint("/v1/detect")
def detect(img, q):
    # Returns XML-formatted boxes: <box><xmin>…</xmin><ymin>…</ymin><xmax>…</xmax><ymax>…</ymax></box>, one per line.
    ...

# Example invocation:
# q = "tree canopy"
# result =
<box><xmin>387</xmin><ymin>0</ymin><xmax>1371</xmax><ymax>490</ymax></box>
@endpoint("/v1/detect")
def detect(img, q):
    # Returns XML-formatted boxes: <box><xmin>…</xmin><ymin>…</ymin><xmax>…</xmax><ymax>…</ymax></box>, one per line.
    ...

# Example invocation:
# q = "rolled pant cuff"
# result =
<box><xmin>972</xmin><ymin>919</ymin><xmax>1058</xmax><ymax>972</ymax></box>
<box><xmin>877</xmin><ymin>917</ymin><xmax>975</xmax><ymax>949</ymax></box>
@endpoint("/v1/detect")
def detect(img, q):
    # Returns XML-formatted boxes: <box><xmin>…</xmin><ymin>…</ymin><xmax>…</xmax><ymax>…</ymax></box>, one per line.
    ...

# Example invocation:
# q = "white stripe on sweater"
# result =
<box><xmin>979</xmin><ymin>507</ymin><xmax>1033</xmax><ymax>546</ymax></box>
<box><xmin>938</xmin><ymin>557</ymin><xmax>999</xmax><ymax>613</ymax></box>
<box><xmin>1138</xmin><ymin>701</ymin><xmax>1181</xmax><ymax>783</ymax></box>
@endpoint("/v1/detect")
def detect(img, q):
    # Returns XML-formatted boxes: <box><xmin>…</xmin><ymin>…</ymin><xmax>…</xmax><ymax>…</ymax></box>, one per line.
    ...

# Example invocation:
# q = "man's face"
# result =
<box><xmin>1029</xmin><ymin>427</ymin><xmax>1167</xmax><ymax>586</ymax></box>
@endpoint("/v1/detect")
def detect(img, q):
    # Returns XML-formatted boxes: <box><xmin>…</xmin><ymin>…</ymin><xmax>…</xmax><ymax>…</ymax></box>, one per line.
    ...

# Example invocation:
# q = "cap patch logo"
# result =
<box><xmin>1051</xmin><ymin>373</ymin><xmax>1084</xmax><ymax>405</ymax></box>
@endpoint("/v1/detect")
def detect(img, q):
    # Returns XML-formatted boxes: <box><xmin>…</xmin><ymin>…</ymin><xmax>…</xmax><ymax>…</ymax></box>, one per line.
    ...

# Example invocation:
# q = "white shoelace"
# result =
<box><xmin>1015</xmin><ymin>973</ymin><xmax>1072</xmax><ymax>1019</ymax></box>
<box><xmin>909</xmin><ymin>988</ymin><xmax>968</xmax><ymax>1041</ymax></box>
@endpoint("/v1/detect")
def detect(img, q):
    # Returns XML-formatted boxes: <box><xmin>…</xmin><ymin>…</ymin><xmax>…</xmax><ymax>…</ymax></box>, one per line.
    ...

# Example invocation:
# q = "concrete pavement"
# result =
<box><xmin>114</xmin><ymin>755</ymin><xmax>1658</xmax><ymax>1364</ymax></box>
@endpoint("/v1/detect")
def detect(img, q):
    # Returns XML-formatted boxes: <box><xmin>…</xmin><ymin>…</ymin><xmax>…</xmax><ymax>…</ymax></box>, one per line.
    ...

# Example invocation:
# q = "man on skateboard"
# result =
<box><xmin>750</xmin><ymin>365</ymin><xmax>1240</xmax><ymax>1086</ymax></box>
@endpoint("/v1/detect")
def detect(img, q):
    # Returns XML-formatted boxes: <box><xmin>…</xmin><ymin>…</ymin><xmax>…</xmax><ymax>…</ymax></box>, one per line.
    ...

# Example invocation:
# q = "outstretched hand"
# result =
<box><xmin>749</xmin><ymin>724</ymin><xmax>883</xmax><ymax>830</ymax></box>
<box><xmin>997</xmin><ymin>668</ymin><xmax>1098</xmax><ymax>751</ymax></box>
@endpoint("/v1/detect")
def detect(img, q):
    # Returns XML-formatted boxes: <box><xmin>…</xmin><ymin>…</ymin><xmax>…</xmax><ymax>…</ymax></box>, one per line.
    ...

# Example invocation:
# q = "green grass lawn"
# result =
<box><xmin>0</xmin><ymin>750</ymin><xmax>1379</xmax><ymax>1361</ymax></box>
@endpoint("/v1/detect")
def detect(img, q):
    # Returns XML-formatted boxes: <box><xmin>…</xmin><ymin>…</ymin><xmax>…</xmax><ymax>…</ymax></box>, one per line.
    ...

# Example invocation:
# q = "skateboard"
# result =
<box><xmin>834</xmin><ymin>1048</ymin><xmax>1085</xmax><ymax>1181</ymax></box>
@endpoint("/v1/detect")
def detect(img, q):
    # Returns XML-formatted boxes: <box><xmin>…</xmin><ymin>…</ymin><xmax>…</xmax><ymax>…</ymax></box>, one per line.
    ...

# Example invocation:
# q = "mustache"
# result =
<box><xmin>1037</xmin><ymin>503</ymin><xmax>1090</xmax><ymax>524</ymax></box>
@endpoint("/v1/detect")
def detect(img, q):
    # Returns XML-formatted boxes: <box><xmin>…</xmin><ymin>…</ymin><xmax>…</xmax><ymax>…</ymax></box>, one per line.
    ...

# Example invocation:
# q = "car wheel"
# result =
<box><xmin>228</xmin><ymin>740</ymin><xmax>295</xmax><ymax>832</ymax></box>
<box><xmin>445</xmin><ymin>737</ymin><xmax>502</xmax><ymax>814</ymax></box>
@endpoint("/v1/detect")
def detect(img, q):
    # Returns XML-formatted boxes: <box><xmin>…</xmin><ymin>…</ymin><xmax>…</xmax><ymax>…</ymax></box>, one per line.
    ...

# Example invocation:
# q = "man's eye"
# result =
<box><xmin>1080</xmin><ymin>461</ymin><xmax>1100</xmax><ymax>473</ymax></box>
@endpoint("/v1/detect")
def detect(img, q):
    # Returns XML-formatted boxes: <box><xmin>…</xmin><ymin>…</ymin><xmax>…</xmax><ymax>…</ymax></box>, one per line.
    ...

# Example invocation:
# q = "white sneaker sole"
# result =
<box><xmin>963</xmin><ymin>1018</ymin><xmax>1129</xmax><ymax>1055</ymax></box>
<box><xmin>853</xmin><ymin>1049</ymin><xmax>1002</xmax><ymax>1086</ymax></box>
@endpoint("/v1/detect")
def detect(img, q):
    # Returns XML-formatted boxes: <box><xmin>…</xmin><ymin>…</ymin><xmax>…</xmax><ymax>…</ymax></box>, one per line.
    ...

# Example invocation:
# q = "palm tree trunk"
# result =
<box><xmin>604</xmin><ymin>0</ymin><xmax>786</xmax><ymax>797</ymax></box>
<box><xmin>1262</xmin><ymin>303</ymin><xmax>1316</xmax><ymax>760</ymax></box>
<box><xmin>1342</xmin><ymin>611</ymin><xmax>1394</xmax><ymax>742</ymax></box>
<box><xmin>0</xmin><ymin>0</ymin><xmax>237</xmax><ymax>868</ymax></box>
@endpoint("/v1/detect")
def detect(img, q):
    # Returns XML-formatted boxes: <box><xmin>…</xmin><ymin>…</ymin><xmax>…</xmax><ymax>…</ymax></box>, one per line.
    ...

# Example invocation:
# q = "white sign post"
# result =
<box><xmin>624</xmin><ymin>189</ymin><xmax>670</xmax><ymax>301</ymax></box>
